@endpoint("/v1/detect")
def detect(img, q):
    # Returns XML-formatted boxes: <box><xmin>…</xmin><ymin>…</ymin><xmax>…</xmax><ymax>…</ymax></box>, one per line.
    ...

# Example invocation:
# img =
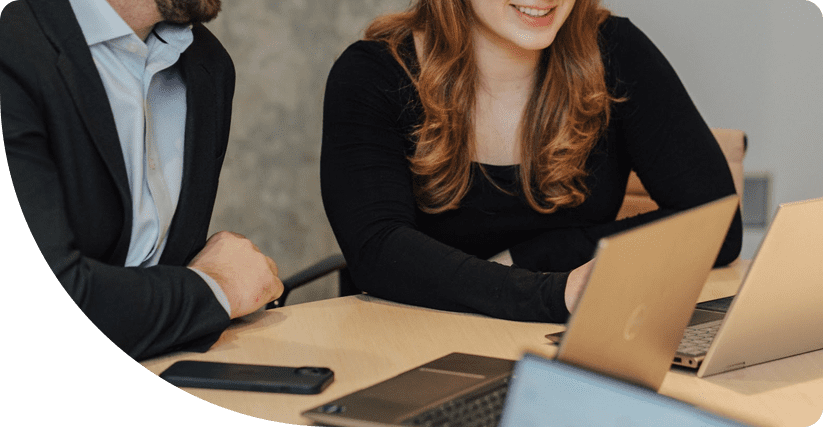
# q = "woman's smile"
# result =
<box><xmin>511</xmin><ymin>4</ymin><xmax>557</xmax><ymax>27</ymax></box>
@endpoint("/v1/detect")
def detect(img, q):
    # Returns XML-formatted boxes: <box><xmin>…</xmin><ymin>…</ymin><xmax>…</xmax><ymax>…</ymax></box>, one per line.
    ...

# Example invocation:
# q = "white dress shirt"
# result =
<box><xmin>68</xmin><ymin>0</ymin><xmax>231</xmax><ymax>315</ymax></box>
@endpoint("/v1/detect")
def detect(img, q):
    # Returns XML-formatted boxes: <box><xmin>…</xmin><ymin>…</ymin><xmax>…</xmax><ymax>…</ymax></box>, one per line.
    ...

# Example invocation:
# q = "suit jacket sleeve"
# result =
<box><xmin>0</xmin><ymin>2</ymin><xmax>231</xmax><ymax>361</ymax></box>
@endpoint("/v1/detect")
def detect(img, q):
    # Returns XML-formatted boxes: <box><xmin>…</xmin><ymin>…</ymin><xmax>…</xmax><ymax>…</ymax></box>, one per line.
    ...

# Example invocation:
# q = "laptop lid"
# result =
<box><xmin>697</xmin><ymin>197</ymin><xmax>823</xmax><ymax>377</ymax></box>
<box><xmin>557</xmin><ymin>195</ymin><xmax>739</xmax><ymax>390</ymax></box>
<box><xmin>499</xmin><ymin>353</ymin><xmax>747</xmax><ymax>427</ymax></box>
<box><xmin>303</xmin><ymin>352</ymin><xmax>514</xmax><ymax>427</ymax></box>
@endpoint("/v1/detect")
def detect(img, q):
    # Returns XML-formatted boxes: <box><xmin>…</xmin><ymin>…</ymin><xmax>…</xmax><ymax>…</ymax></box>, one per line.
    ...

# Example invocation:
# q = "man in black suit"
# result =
<box><xmin>0</xmin><ymin>0</ymin><xmax>283</xmax><ymax>360</ymax></box>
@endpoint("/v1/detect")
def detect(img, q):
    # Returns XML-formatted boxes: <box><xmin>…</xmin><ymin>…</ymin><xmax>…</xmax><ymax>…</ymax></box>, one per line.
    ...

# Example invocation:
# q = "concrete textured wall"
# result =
<box><xmin>204</xmin><ymin>0</ymin><xmax>410</xmax><ymax>305</ymax></box>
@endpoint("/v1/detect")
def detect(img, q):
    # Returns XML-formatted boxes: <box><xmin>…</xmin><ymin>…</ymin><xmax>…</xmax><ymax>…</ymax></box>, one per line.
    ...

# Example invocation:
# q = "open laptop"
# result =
<box><xmin>498</xmin><ymin>353</ymin><xmax>747</xmax><ymax>427</ymax></box>
<box><xmin>302</xmin><ymin>195</ymin><xmax>738</xmax><ymax>427</ymax></box>
<box><xmin>675</xmin><ymin>197</ymin><xmax>823</xmax><ymax>377</ymax></box>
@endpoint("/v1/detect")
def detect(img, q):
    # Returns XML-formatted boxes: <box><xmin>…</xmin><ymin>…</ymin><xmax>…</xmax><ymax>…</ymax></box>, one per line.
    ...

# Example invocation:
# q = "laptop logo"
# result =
<box><xmin>624</xmin><ymin>304</ymin><xmax>647</xmax><ymax>341</ymax></box>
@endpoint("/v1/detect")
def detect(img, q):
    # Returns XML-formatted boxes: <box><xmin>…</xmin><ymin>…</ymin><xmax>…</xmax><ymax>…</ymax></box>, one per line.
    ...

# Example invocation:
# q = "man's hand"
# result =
<box><xmin>188</xmin><ymin>231</ymin><xmax>284</xmax><ymax>319</ymax></box>
<box><xmin>565</xmin><ymin>259</ymin><xmax>595</xmax><ymax>313</ymax></box>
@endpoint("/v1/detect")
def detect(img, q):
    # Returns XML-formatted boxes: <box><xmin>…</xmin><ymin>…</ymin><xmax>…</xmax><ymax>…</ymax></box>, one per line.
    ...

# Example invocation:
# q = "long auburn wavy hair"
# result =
<box><xmin>365</xmin><ymin>0</ymin><xmax>615</xmax><ymax>214</ymax></box>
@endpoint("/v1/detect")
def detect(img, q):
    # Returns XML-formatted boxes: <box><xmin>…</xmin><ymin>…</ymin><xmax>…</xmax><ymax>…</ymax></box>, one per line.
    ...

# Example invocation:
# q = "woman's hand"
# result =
<box><xmin>565</xmin><ymin>259</ymin><xmax>595</xmax><ymax>313</ymax></box>
<box><xmin>493</xmin><ymin>250</ymin><xmax>593</xmax><ymax>313</ymax></box>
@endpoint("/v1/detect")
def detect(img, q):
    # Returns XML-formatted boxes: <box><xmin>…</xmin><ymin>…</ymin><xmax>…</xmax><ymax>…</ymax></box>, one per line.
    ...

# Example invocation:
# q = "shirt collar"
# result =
<box><xmin>68</xmin><ymin>0</ymin><xmax>133</xmax><ymax>46</ymax></box>
<box><xmin>68</xmin><ymin>0</ymin><xmax>194</xmax><ymax>51</ymax></box>
<box><xmin>151</xmin><ymin>23</ymin><xmax>195</xmax><ymax>53</ymax></box>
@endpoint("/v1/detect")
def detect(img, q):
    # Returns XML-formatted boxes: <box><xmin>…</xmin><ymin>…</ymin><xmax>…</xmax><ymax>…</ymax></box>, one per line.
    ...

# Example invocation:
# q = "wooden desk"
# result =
<box><xmin>142</xmin><ymin>260</ymin><xmax>823</xmax><ymax>426</ymax></box>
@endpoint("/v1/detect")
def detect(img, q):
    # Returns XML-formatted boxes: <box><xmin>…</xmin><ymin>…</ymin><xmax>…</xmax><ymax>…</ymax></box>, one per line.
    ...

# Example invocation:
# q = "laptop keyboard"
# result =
<box><xmin>694</xmin><ymin>296</ymin><xmax>734</xmax><ymax>313</ymax></box>
<box><xmin>403</xmin><ymin>378</ymin><xmax>510</xmax><ymax>427</ymax></box>
<box><xmin>678</xmin><ymin>320</ymin><xmax>722</xmax><ymax>356</ymax></box>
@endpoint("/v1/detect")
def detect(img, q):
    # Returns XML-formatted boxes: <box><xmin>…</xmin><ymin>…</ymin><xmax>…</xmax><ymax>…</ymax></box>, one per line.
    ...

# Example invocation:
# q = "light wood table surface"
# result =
<box><xmin>142</xmin><ymin>260</ymin><xmax>823</xmax><ymax>426</ymax></box>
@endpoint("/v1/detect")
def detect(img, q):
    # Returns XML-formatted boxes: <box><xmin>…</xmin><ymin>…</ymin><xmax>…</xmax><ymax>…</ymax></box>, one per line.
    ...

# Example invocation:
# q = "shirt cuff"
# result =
<box><xmin>188</xmin><ymin>267</ymin><xmax>232</xmax><ymax>317</ymax></box>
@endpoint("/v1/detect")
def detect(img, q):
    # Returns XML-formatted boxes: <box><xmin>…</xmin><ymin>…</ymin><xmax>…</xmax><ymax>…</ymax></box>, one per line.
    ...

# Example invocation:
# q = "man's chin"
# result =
<box><xmin>156</xmin><ymin>0</ymin><xmax>222</xmax><ymax>26</ymax></box>
<box><xmin>164</xmin><ymin>16</ymin><xmax>217</xmax><ymax>26</ymax></box>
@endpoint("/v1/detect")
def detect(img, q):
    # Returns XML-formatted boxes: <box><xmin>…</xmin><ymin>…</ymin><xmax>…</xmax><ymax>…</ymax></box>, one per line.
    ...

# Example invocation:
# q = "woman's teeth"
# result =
<box><xmin>516</xmin><ymin>6</ymin><xmax>552</xmax><ymax>18</ymax></box>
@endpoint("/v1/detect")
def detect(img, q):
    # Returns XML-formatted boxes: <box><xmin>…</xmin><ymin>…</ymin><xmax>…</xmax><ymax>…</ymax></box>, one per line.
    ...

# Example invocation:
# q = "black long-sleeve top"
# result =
<box><xmin>320</xmin><ymin>16</ymin><xmax>742</xmax><ymax>324</ymax></box>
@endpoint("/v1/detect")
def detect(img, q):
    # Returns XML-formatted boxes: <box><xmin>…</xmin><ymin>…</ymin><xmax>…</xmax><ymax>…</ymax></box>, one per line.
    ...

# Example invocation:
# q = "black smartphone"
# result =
<box><xmin>159</xmin><ymin>360</ymin><xmax>334</xmax><ymax>394</ymax></box>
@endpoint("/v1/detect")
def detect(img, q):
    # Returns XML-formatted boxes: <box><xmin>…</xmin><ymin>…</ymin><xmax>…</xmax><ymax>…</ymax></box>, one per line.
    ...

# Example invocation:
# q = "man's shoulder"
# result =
<box><xmin>0</xmin><ymin>1</ymin><xmax>35</xmax><ymax>41</ymax></box>
<box><xmin>187</xmin><ymin>23</ymin><xmax>233</xmax><ymax>67</ymax></box>
<box><xmin>0</xmin><ymin>0</ymin><xmax>28</xmax><ymax>21</ymax></box>
<box><xmin>0</xmin><ymin>1</ymin><xmax>56</xmax><ymax>68</ymax></box>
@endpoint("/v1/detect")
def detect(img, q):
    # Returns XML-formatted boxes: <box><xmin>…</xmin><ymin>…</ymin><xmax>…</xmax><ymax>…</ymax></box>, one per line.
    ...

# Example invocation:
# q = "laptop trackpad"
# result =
<box><xmin>687</xmin><ymin>309</ymin><xmax>726</xmax><ymax>326</ymax></box>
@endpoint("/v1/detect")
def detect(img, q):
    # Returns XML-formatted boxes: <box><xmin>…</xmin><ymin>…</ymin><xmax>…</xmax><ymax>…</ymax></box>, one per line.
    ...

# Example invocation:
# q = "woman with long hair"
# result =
<box><xmin>321</xmin><ymin>0</ymin><xmax>741</xmax><ymax>322</ymax></box>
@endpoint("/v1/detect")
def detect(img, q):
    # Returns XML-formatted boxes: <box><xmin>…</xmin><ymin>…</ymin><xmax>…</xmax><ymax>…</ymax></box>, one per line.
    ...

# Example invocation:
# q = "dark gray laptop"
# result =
<box><xmin>302</xmin><ymin>195</ymin><xmax>738</xmax><ymax>427</ymax></box>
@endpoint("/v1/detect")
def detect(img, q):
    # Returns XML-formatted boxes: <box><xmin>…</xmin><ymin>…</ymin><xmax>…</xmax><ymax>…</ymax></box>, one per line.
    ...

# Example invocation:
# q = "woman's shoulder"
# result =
<box><xmin>599</xmin><ymin>15</ymin><xmax>648</xmax><ymax>47</ymax></box>
<box><xmin>598</xmin><ymin>14</ymin><xmax>670</xmax><ymax>79</ymax></box>
<box><xmin>330</xmin><ymin>38</ymin><xmax>413</xmax><ymax>83</ymax></box>
<box><xmin>325</xmin><ymin>38</ymin><xmax>420</xmax><ymax>128</ymax></box>
<box><xmin>340</xmin><ymin>39</ymin><xmax>393</xmax><ymax>60</ymax></box>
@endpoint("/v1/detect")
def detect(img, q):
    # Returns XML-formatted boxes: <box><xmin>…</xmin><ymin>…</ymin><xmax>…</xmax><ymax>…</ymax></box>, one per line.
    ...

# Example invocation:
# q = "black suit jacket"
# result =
<box><xmin>0</xmin><ymin>0</ymin><xmax>234</xmax><ymax>360</ymax></box>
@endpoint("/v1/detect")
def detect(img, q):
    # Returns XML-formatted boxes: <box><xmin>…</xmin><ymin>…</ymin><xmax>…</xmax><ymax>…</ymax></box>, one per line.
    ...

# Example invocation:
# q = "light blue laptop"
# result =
<box><xmin>500</xmin><ymin>353</ymin><xmax>748</xmax><ymax>427</ymax></box>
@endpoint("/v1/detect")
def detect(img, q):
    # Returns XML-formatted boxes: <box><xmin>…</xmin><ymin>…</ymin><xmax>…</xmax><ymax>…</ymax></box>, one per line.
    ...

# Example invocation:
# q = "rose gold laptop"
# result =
<box><xmin>303</xmin><ymin>195</ymin><xmax>738</xmax><ymax>427</ymax></box>
<box><xmin>553</xmin><ymin>194</ymin><xmax>738</xmax><ymax>388</ymax></box>
<box><xmin>676</xmin><ymin>197</ymin><xmax>823</xmax><ymax>377</ymax></box>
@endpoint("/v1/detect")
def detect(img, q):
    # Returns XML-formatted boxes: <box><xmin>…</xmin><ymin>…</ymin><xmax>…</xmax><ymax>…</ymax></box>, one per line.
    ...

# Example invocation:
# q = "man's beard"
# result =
<box><xmin>156</xmin><ymin>0</ymin><xmax>222</xmax><ymax>25</ymax></box>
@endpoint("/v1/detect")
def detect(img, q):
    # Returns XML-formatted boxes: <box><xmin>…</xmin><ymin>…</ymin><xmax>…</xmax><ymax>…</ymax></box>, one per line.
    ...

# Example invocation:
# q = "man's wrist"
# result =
<box><xmin>189</xmin><ymin>266</ymin><xmax>232</xmax><ymax>317</ymax></box>
<box><xmin>489</xmin><ymin>249</ymin><xmax>514</xmax><ymax>266</ymax></box>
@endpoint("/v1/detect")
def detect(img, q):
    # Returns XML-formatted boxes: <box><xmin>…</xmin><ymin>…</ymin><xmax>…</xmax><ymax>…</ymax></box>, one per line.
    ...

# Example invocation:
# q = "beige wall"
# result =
<box><xmin>604</xmin><ymin>0</ymin><xmax>823</xmax><ymax>258</ymax></box>
<box><xmin>204</xmin><ymin>0</ymin><xmax>410</xmax><ymax>304</ymax></box>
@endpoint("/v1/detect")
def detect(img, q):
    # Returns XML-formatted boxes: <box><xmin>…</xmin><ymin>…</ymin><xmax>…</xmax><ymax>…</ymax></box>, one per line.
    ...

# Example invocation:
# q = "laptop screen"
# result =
<box><xmin>500</xmin><ymin>354</ymin><xmax>747</xmax><ymax>427</ymax></box>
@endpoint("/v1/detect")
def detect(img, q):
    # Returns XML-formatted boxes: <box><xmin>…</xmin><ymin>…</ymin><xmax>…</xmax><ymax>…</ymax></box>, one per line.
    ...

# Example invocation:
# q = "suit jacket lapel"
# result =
<box><xmin>161</xmin><ymin>41</ymin><xmax>220</xmax><ymax>265</ymax></box>
<box><xmin>28</xmin><ymin>0</ymin><xmax>228</xmax><ymax>267</ymax></box>
<box><xmin>27</xmin><ymin>0</ymin><xmax>133</xmax><ymax>263</ymax></box>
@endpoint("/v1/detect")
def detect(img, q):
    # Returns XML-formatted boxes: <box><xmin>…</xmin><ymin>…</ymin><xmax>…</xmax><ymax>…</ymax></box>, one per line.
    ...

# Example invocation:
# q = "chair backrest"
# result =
<box><xmin>616</xmin><ymin>128</ymin><xmax>747</xmax><ymax>220</ymax></box>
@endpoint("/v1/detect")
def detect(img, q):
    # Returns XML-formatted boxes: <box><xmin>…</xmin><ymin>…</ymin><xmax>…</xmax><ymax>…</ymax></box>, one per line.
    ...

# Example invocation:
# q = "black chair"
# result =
<box><xmin>266</xmin><ymin>253</ymin><xmax>357</xmax><ymax>309</ymax></box>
